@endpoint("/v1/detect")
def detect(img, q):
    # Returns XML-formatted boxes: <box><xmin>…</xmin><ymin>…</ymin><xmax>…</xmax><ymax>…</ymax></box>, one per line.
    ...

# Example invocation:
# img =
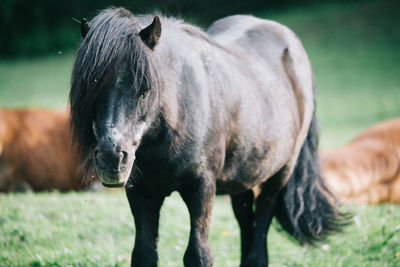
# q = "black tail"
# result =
<box><xmin>275</xmin><ymin>112</ymin><xmax>349</xmax><ymax>244</ymax></box>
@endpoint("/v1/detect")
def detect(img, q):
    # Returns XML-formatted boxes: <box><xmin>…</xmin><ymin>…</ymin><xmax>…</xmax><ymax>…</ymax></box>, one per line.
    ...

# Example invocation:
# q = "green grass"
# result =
<box><xmin>0</xmin><ymin>53</ymin><xmax>74</xmax><ymax>109</ymax></box>
<box><xmin>0</xmin><ymin>192</ymin><xmax>399</xmax><ymax>266</ymax></box>
<box><xmin>0</xmin><ymin>0</ymin><xmax>400</xmax><ymax>266</ymax></box>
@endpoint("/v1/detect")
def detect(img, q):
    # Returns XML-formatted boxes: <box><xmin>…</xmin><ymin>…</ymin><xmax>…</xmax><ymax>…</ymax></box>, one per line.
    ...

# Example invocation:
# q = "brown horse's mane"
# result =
<box><xmin>0</xmin><ymin>108</ymin><xmax>87</xmax><ymax>192</ymax></box>
<box><xmin>320</xmin><ymin>117</ymin><xmax>400</xmax><ymax>204</ymax></box>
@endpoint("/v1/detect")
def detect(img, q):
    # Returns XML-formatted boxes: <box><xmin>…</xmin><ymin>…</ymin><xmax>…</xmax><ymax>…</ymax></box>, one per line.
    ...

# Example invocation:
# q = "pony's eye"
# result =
<box><xmin>92</xmin><ymin>121</ymin><xmax>99</xmax><ymax>140</ymax></box>
<box><xmin>140</xmin><ymin>89</ymin><xmax>149</xmax><ymax>98</ymax></box>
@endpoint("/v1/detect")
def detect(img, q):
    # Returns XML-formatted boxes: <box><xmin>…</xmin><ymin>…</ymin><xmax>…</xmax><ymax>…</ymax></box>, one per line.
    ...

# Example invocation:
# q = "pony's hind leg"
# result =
<box><xmin>242</xmin><ymin>170</ymin><xmax>286</xmax><ymax>267</ymax></box>
<box><xmin>126</xmin><ymin>186</ymin><xmax>165</xmax><ymax>267</ymax></box>
<box><xmin>230</xmin><ymin>190</ymin><xmax>254</xmax><ymax>264</ymax></box>
<box><xmin>179</xmin><ymin>176</ymin><xmax>216</xmax><ymax>267</ymax></box>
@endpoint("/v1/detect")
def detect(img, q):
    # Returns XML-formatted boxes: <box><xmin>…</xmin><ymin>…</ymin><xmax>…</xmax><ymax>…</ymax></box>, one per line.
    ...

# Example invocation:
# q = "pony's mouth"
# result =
<box><xmin>101</xmin><ymin>181</ymin><xmax>126</xmax><ymax>188</ymax></box>
<box><xmin>95</xmin><ymin>168</ymin><xmax>132</xmax><ymax>188</ymax></box>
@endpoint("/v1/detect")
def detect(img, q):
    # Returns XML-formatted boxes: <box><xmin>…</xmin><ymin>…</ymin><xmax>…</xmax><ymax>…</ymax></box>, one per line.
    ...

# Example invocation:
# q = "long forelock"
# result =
<box><xmin>69</xmin><ymin>7</ymin><xmax>158</xmax><ymax>172</ymax></box>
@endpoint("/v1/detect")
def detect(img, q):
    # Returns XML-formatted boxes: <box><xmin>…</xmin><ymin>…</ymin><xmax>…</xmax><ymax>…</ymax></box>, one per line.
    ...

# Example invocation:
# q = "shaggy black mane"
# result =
<box><xmin>69</xmin><ymin>7</ymin><xmax>159</xmax><ymax>171</ymax></box>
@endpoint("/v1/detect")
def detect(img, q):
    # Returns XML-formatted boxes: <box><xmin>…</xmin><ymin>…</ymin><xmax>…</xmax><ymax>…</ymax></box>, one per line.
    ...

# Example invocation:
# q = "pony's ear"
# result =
<box><xmin>81</xmin><ymin>18</ymin><xmax>90</xmax><ymax>38</ymax></box>
<box><xmin>139</xmin><ymin>16</ymin><xmax>161</xmax><ymax>49</ymax></box>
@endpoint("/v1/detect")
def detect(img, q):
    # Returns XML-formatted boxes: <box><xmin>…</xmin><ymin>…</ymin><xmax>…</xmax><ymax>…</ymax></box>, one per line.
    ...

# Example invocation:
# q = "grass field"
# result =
<box><xmin>0</xmin><ymin>192</ymin><xmax>399</xmax><ymax>267</ymax></box>
<box><xmin>0</xmin><ymin>0</ymin><xmax>399</xmax><ymax>266</ymax></box>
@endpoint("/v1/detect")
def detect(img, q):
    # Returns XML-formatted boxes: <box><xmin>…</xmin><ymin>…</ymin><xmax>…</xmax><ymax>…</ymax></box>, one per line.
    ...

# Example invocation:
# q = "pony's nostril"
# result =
<box><xmin>121</xmin><ymin>151</ymin><xmax>128</xmax><ymax>165</ymax></box>
<box><xmin>94</xmin><ymin>150</ymin><xmax>106</xmax><ymax>170</ymax></box>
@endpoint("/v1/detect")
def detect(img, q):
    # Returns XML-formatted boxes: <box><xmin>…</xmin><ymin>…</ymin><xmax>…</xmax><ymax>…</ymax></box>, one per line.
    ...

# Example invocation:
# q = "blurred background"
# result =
<box><xmin>0</xmin><ymin>0</ymin><xmax>399</xmax><ymax>266</ymax></box>
<box><xmin>1</xmin><ymin>0</ymin><xmax>399</xmax><ymax>148</ymax></box>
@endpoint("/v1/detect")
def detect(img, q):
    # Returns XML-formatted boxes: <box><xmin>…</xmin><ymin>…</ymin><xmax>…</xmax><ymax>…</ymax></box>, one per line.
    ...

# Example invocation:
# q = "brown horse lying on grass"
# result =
<box><xmin>0</xmin><ymin>108</ymin><xmax>87</xmax><ymax>192</ymax></box>
<box><xmin>321</xmin><ymin>118</ymin><xmax>400</xmax><ymax>204</ymax></box>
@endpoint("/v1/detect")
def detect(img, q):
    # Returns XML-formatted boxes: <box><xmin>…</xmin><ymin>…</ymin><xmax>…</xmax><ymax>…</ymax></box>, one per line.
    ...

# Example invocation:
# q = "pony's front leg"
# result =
<box><xmin>126</xmin><ymin>186</ymin><xmax>165</xmax><ymax>267</ymax></box>
<box><xmin>179</xmin><ymin>177</ymin><xmax>216</xmax><ymax>267</ymax></box>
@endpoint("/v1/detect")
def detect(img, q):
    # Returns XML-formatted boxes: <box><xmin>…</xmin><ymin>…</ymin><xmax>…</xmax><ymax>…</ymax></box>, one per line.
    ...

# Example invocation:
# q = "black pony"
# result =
<box><xmin>70</xmin><ymin>8</ymin><xmax>346</xmax><ymax>267</ymax></box>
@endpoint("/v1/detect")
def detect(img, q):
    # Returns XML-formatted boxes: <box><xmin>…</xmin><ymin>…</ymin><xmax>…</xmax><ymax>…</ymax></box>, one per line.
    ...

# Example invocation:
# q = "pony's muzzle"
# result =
<box><xmin>94</xmin><ymin>142</ymin><xmax>130</xmax><ymax>187</ymax></box>
<box><xmin>94</xmin><ymin>146</ymin><xmax>128</xmax><ymax>171</ymax></box>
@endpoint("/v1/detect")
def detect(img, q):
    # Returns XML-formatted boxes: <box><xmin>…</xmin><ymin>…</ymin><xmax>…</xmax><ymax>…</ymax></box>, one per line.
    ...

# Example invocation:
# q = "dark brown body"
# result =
<box><xmin>321</xmin><ymin>118</ymin><xmax>400</xmax><ymax>204</ymax></box>
<box><xmin>0</xmin><ymin>108</ymin><xmax>85</xmax><ymax>192</ymax></box>
<box><xmin>70</xmin><ymin>9</ymin><xmax>345</xmax><ymax>267</ymax></box>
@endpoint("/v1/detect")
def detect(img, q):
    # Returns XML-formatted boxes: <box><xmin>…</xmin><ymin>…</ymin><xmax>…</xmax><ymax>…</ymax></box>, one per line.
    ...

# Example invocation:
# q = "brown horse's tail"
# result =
<box><xmin>274</xmin><ymin>111</ymin><xmax>350</xmax><ymax>244</ymax></box>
